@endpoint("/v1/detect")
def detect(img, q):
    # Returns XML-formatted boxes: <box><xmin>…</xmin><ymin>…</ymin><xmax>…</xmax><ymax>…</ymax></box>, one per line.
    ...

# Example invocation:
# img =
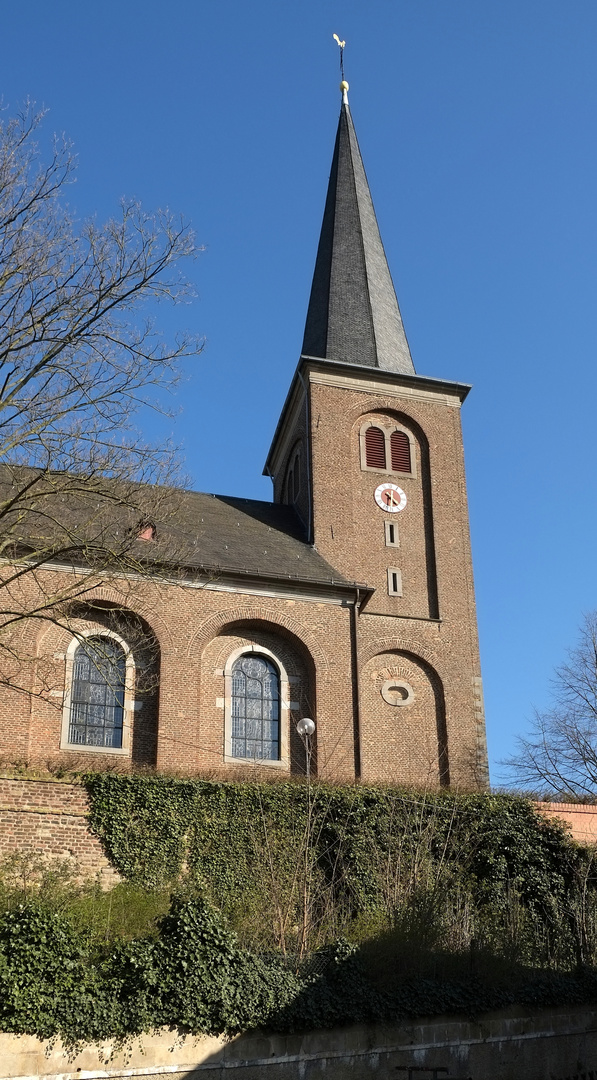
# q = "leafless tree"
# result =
<box><xmin>0</xmin><ymin>103</ymin><xmax>201</xmax><ymax>696</ymax></box>
<box><xmin>505</xmin><ymin>612</ymin><xmax>597</xmax><ymax>797</ymax></box>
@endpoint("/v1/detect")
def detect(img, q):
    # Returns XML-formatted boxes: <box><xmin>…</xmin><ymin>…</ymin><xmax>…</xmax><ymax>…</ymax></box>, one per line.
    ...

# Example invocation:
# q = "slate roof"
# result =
<box><xmin>302</xmin><ymin>96</ymin><xmax>415</xmax><ymax>376</ymax></box>
<box><xmin>0</xmin><ymin>464</ymin><xmax>356</xmax><ymax>591</ymax></box>
<box><xmin>162</xmin><ymin>491</ymin><xmax>355</xmax><ymax>589</ymax></box>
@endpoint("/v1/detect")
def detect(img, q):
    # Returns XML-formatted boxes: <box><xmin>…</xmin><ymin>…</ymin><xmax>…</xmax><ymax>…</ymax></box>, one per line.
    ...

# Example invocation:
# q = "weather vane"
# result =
<box><xmin>333</xmin><ymin>33</ymin><xmax>348</xmax><ymax>93</ymax></box>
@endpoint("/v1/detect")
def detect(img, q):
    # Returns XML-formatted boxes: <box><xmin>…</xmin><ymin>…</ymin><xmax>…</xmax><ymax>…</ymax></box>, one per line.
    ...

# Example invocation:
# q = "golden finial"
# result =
<box><xmin>333</xmin><ymin>33</ymin><xmax>348</xmax><ymax>99</ymax></box>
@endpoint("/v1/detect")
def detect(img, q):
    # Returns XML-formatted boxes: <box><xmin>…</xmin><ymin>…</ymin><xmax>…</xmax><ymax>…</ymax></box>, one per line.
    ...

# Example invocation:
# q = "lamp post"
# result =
<box><xmin>296</xmin><ymin>717</ymin><xmax>316</xmax><ymax>958</ymax></box>
<box><xmin>296</xmin><ymin>716</ymin><xmax>315</xmax><ymax>780</ymax></box>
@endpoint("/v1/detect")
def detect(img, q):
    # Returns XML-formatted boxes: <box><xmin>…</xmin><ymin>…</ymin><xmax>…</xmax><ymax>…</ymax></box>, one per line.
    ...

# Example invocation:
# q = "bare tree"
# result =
<box><xmin>505</xmin><ymin>612</ymin><xmax>597</xmax><ymax>797</ymax></box>
<box><xmin>0</xmin><ymin>103</ymin><xmax>201</xmax><ymax>696</ymax></box>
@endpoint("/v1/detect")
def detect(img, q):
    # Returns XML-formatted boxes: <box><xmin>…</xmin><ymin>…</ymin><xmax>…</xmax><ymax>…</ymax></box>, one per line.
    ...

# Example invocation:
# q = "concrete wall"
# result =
<box><xmin>2</xmin><ymin>1006</ymin><xmax>597</xmax><ymax>1080</ymax></box>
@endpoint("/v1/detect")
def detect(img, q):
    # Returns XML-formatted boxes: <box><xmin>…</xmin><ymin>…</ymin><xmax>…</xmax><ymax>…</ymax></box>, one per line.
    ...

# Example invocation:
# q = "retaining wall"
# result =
<box><xmin>1</xmin><ymin>776</ymin><xmax>597</xmax><ymax>889</ymax></box>
<box><xmin>0</xmin><ymin>777</ymin><xmax>118</xmax><ymax>885</ymax></box>
<box><xmin>537</xmin><ymin>801</ymin><xmax>597</xmax><ymax>845</ymax></box>
<box><xmin>2</xmin><ymin>1006</ymin><xmax>597</xmax><ymax>1079</ymax></box>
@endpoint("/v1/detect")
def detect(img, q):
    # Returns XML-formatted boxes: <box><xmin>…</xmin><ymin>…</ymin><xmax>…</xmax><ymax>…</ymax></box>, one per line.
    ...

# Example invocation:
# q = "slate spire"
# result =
<box><xmin>302</xmin><ymin>87</ymin><xmax>415</xmax><ymax>375</ymax></box>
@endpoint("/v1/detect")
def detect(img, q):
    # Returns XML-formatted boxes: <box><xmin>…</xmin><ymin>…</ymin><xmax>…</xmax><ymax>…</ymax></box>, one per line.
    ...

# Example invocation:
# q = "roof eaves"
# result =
<box><xmin>182</xmin><ymin>560</ymin><xmax>372</xmax><ymax>594</ymax></box>
<box><xmin>302</xmin><ymin>355</ymin><xmax>472</xmax><ymax>399</ymax></box>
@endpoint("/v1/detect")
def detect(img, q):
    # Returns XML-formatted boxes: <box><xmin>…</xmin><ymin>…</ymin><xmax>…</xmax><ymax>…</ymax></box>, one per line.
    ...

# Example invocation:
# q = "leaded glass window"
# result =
<box><xmin>231</xmin><ymin>654</ymin><xmax>280</xmax><ymax>760</ymax></box>
<box><xmin>68</xmin><ymin>636</ymin><xmax>126</xmax><ymax>749</ymax></box>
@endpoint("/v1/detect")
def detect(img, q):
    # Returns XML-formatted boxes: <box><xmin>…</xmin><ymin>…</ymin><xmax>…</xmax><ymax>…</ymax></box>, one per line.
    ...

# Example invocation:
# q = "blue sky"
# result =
<box><xmin>3</xmin><ymin>1</ymin><xmax>597</xmax><ymax>780</ymax></box>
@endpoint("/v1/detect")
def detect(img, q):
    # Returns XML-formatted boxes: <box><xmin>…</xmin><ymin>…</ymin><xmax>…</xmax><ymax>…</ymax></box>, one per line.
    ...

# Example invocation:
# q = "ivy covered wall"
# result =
<box><xmin>2</xmin><ymin>773</ymin><xmax>597</xmax><ymax>1046</ymax></box>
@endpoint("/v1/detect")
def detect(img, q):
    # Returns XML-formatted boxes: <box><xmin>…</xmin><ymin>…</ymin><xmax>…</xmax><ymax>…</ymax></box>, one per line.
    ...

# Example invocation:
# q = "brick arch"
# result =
<box><xmin>34</xmin><ymin>586</ymin><xmax>172</xmax><ymax>653</ymax></box>
<box><xmin>29</xmin><ymin>593</ymin><xmax>162</xmax><ymax>769</ymax></box>
<box><xmin>358</xmin><ymin>635</ymin><xmax>443</xmax><ymax>674</ymax></box>
<box><xmin>209</xmin><ymin>632</ymin><xmax>304</xmax><ymax>680</ymax></box>
<box><xmin>347</xmin><ymin>397</ymin><xmax>425</xmax><ymax>429</ymax></box>
<box><xmin>350</xmin><ymin>403</ymin><xmax>431</xmax><ymax>459</ymax></box>
<box><xmin>188</xmin><ymin>606</ymin><xmax>329</xmax><ymax>675</ymax></box>
<box><xmin>360</xmin><ymin>646</ymin><xmax>449</xmax><ymax>787</ymax></box>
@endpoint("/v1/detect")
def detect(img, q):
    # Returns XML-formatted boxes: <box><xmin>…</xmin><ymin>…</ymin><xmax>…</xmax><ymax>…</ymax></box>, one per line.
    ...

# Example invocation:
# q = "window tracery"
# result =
<box><xmin>60</xmin><ymin>629</ymin><xmax>134</xmax><ymax>755</ymax></box>
<box><xmin>231</xmin><ymin>654</ymin><xmax>280</xmax><ymax>761</ymax></box>
<box><xmin>223</xmin><ymin>644</ymin><xmax>291</xmax><ymax>768</ymax></box>
<box><xmin>68</xmin><ymin>635</ymin><xmax>126</xmax><ymax>748</ymax></box>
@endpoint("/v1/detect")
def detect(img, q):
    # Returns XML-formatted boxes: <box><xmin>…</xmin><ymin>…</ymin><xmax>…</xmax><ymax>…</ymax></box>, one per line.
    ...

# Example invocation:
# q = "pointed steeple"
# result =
<box><xmin>302</xmin><ymin>87</ymin><xmax>415</xmax><ymax>375</ymax></box>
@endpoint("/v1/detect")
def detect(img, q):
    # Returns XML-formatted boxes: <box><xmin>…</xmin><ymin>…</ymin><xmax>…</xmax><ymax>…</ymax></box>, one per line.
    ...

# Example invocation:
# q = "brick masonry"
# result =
<box><xmin>1</xmin><ymin>777</ymin><xmax>596</xmax><ymax>904</ymax></box>
<box><xmin>0</xmin><ymin>363</ymin><xmax>489</xmax><ymax>789</ymax></box>
<box><xmin>270</xmin><ymin>360</ymin><xmax>489</xmax><ymax>788</ymax></box>
<box><xmin>0</xmin><ymin>778</ymin><xmax>119</xmax><ymax>885</ymax></box>
<box><xmin>536</xmin><ymin>801</ymin><xmax>597</xmax><ymax>845</ymax></box>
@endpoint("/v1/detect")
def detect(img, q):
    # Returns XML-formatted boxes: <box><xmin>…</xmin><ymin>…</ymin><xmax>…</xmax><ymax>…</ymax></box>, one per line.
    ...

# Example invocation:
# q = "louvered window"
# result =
<box><xmin>365</xmin><ymin>426</ymin><xmax>386</xmax><ymax>469</ymax></box>
<box><xmin>391</xmin><ymin>430</ymin><xmax>411</xmax><ymax>473</ymax></box>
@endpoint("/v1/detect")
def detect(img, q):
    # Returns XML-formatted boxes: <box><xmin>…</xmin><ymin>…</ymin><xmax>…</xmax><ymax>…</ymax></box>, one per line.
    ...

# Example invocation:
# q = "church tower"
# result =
<box><xmin>265</xmin><ymin>85</ymin><xmax>488</xmax><ymax>788</ymax></box>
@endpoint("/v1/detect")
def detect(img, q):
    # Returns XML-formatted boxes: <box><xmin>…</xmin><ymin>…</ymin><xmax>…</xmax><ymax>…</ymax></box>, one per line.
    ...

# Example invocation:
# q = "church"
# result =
<box><xmin>4</xmin><ymin>86</ymin><xmax>489</xmax><ymax>789</ymax></box>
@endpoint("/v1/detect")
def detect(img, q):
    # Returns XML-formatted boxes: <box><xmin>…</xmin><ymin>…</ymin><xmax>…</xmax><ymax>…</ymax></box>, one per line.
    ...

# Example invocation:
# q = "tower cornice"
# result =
<box><xmin>263</xmin><ymin>354</ymin><xmax>471</xmax><ymax>479</ymax></box>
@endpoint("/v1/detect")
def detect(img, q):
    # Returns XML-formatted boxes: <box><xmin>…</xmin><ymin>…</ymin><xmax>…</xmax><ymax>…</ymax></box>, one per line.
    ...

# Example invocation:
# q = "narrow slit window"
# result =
<box><xmin>390</xmin><ymin>430</ymin><xmax>411</xmax><ymax>473</ymax></box>
<box><xmin>293</xmin><ymin>456</ymin><xmax>301</xmax><ymax>500</ymax></box>
<box><xmin>385</xmin><ymin>521</ymin><xmax>399</xmax><ymax>547</ymax></box>
<box><xmin>365</xmin><ymin>426</ymin><xmax>386</xmax><ymax>470</ymax></box>
<box><xmin>387</xmin><ymin>568</ymin><xmax>403</xmax><ymax>597</ymax></box>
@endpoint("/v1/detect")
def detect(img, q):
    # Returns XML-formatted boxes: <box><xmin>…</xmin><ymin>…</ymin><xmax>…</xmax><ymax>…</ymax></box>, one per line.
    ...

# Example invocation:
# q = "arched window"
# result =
<box><xmin>231</xmin><ymin>654</ymin><xmax>280</xmax><ymax>761</ymax></box>
<box><xmin>365</xmin><ymin>426</ymin><xmax>386</xmax><ymax>469</ymax></box>
<box><xmin>293</xmin><ymin>455</ymin><xmax>301</xmax><ymax>501</ymax></box>
<box><xmin>391</xmin><ymin>430</ymin><xmax>411</xmax><ymax>473</ymax></box>
<box><xmin>68</xmin><ymin>635</ymin><xmax>126</xmax><ymax>749</ymax></box>
<box><xmin>361</xmin><ymin>421</ymin><xmax>415</xmax><ymax>476</ymax></box>
<box><xmin>285</xmin><ymin>446</ymin><xmax>302</xmax><ymax>504</ymax></box>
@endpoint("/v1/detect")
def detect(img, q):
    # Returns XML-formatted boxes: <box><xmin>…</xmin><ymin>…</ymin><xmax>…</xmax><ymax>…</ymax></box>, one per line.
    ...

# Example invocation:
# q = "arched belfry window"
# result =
<box><xmin>68</xmin><ymin>636</ymin><xmax>126</xmax><ymax>749</ymax></box>
<box><xmin>365</xmin><ymin>426</ymin><xmax>386</xmax><ymax>469</ymax></box>
<box><xmin>360</xmin><ymin>421</ymin><xmax>416</xmax><ymax>477</ymax></box>
<box><xmin>285</xmin><ymin>445</ymin><xmax>302</xmax><ymax>504</ymax></box>
<box><xmin>390</xmin><ymin>430</ymin><xmax>411</xmax><ymax>473</ymax></box>
<box><xmin>231</xmin><ymin>654</ymin><xmax>280</xmax><ymax>761</ymax></box>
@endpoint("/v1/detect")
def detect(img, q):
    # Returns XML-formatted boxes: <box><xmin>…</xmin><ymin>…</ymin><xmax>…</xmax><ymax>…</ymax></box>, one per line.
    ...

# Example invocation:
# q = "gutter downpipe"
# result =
<box><xmin>350</xmin><ymin>586</ymin><xmax>363</xmax><ymax>779</ymax></box>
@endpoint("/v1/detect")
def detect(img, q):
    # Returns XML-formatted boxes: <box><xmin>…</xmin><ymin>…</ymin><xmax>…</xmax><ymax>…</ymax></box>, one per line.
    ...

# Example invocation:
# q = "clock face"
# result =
<box><xmin>374</xmin><ymin>483</ymin><xmax>407</xmax><ymax>513</ymax></box>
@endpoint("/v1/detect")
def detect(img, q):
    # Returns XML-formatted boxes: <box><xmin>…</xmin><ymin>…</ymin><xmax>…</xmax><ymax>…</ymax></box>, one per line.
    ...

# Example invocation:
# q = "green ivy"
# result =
<box><xmin>1</xmin><ymin>774</ymin><xmax>595</xmax><ymax>1045</ymax></box>
<box><xmin>2</xmin><ymin>894</ymin><xmax>597</xmax><ymax>1048</ymax></box>
<box><xmin>83</xmin><ymin>775</ymin><xmax>583</xmax><ymax>936</ymax></box>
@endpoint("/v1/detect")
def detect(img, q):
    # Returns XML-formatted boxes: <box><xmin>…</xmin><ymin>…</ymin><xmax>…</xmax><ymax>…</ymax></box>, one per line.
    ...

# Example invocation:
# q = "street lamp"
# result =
<box><xmin>296</xmin><ymin>717</ymin><xmax>316</xmax><ymax>958</ymax></box>
<box><xmin>296</xmin><ymin>717</ymin><xmax>315</xmax><ymax>779</ymax></box>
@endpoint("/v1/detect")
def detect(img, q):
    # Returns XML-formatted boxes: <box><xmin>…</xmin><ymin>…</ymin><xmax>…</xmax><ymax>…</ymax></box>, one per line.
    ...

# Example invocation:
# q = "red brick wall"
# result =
<box><xmin>270</xmin><ymin>362</ymin><xmax>488</xmax><ymax>788</ymax></box>
<box><xmin>0</xmin><ymin>778</ymin><xmax>119</xmax><ymax>885</ymax></box>
<box><xmin>536</xmin><ymin>802</ymin><xmax>597</xmax><ymax>846</ymax></box>
<box><xmin>0</xmin><ymin>364</ymin><xmax>488</xmax><ymax>790</ymax></box>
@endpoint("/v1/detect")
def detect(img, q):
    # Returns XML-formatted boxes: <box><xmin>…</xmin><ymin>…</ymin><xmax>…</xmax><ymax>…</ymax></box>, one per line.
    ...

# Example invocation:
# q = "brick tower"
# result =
<box><xmin>265</xmin><ymin>86</ymin><xmax>489</xmax><ymax>788</ymax></box>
